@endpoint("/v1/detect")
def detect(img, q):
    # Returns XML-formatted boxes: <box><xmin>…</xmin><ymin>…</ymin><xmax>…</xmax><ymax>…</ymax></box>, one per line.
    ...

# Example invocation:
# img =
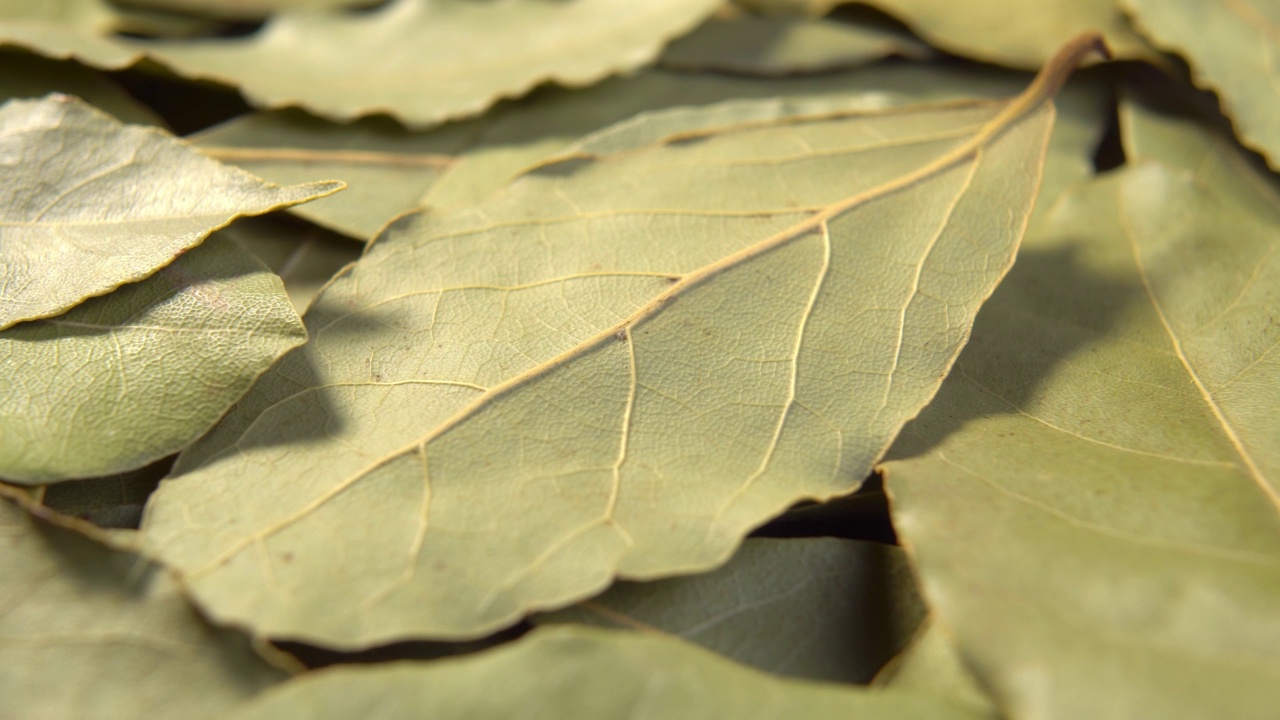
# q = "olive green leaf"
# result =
<box><xmin>0</xmin><ymin>95</ymin><xmax>341</xmax><ymax>330</ymax></box>
<box><xmin>227</xmin><ymin>625</ymin><xmax>995</xmax><ymax>720</ymax></box>
<box><xmin>191</xmin><ymin>110</ymin><xmax>481</xmax><ymax>240</ymax></box>
<box><xmin>143</xmin><ymin>0</ymin><xmax>724</xmax><ymax>127</ymax></box>
<box><xmin>0</xmin><ymin>49</ymin><xmax>161</xmax><ymax>125</ymax></box>
<box><xmin>659</xmin><ymin>14</ymin><xmax>930</xmax><ymax>75</ymax></box>
<box><xmin>0</xmin><ymin>234</ymin><xmax>307</xmax><ymax>483</ymax></box>
<box><xmin>222</xmin><ymin>215</ymin><xmax>362</xmax><ymax>313</ymax></box>
<box><xmin>0</xmin><ymin>498</ymin><xmax>286</xmax><ymax>720</ymax></box>
<box><xmin>881</xmin><ymin>95</ymin><xmax>1280</xmax><ymax>718</ymax></box>
<box><xmin>784</xmin><ymin>0</ymin><xmax>1152</xmax><ymax>68</ymax></box>
<box><xmin>536</xmin><ymin>538</ymin><xmax>926</xmax><ymax>684</ymax></box>
<box><xmin>196</xmin><ymin>62</ymin><xmax>1044</xmax><ymax>239</ymax></box>
<box><xmin>1122</xmin><ymin>0</ymin><xmax>1280</xmax><ymax>169</ymax></box>
<box><xmin>139</xmin><ymin>37</ymin><xmax>1102</xmax><ymax>646</ymax></box>
<box><xmin>874</xmin><ymin>616</ymin><xmax>995</xmax><ymax>714</ymax></box>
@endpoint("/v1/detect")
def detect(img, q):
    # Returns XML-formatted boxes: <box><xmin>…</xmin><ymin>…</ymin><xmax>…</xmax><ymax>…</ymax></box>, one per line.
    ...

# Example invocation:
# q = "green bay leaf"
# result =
<box><xmin>0</xmin><ymin>498</ymin><xmax>286</xmax><ymax>720</ymax></box>
<box><xmin>0</xmin><ymin>94</ymin><xmax>340</xmax><ymax>330</ymax></box>
<box><xmin>1122</xmin><ymin>0</ymin><xmax>1280</xmax><ymax>169</ymax></box>
<box><xmin>0</xmin><ymin>234</ymin><xmax>307</xmax><ymax>483</ymax></box>
<box><xmin>226</xmin><ymin>625</ymin><xmax>994</xmax><ymax>720</ymax></box>
<box><xmin>536</xmin><ymin>538</ymin><xmax>926</xmax><ymax>684</ymax></box>
<box><xmin>881</xmin><ymin>93</ymin><xmax>1280</xmax><ymax>718</ymax></box>
<box><xmin>140</xmin><ymin>39</ymin><xmax>1101</xmax><ymax>646</ymax></box>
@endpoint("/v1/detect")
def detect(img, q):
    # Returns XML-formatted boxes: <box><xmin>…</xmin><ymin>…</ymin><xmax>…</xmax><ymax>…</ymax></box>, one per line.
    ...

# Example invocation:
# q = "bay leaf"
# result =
<box><xmin>142</xmin><ymin>0</ymin><xmax>723</xmax><ymax>126</ymax></box>
<box><xmin>791</xmin><ymin>0</ymin><xmax>1151</xmax><ymax>68</ymax></box>
<box><xmin>196</xmin><ymin>62</ymin><xmax>1042</xmax><ymax>238</ymax></box>
<box><xmin>659</xmin><ymin>14</ymin><xmax>930</xmax><ymax>75</ymax></box>
<box><xmin>880</xmin><ymin>93</ymin><xmax>1280</xmax><ymax>718</ymax></box>
<box><xmin>536</xmin><ymin>538</ymin><xmax>926</xmax><ymax>684</ymax></box>
<box><xmin>0</xmin><ymin>498</ymin><xmax>286</xmax><ymax>720</ymax></box>
<box><xmin>0</xmin><ymin>234</ymin><xmax>307</xmax><ymax>483</ymax></box>
<box><xmin>1122</xmin><ymin>0</ymin><xmax>1280</xmax><ymax>169</ymax></box>
<box><xmin>140</xmin><ymin>37</ymin><xmax>1104</xmax><ymax>646</ymax></box>
<box><xmin>227</xmin><ymin>625</ymin><xmax>994</xmax><ymax>720</ymax></box>
<box><xmin>34</xmin><ymin>454</ymin><xmax>172</xmax><ymax>529</ymax></box>
<box><xmin>0</xmin><ymin>94</ymin><xmax>340</xmax><ymax>330</ymax></box>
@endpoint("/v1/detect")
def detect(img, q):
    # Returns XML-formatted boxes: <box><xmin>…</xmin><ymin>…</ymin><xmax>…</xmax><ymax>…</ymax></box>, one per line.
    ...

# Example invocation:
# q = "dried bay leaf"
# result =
<box><xmin>223</xmin><ymin>215</ymin><xmax>363</xmax><ymax>313</ymax></box>
<box><xmin>142</xmin><ymin>0</ymin><xmax>722</xmax><ymax>127</ymax></box>
<box><xmin>197</xmin><ymin>62</ymin><xmax>1043</xmax><ymax>239</ymax></box>
<box><xmin>793</xmin><ymin>0</ymin><xmax>1150</xmax><ymax>68</ymax></box>
<box><xmin>0</xmin><ymin>498</ymin><xmax>286</xmax><ymax>720</ymax></box>
<box><xmin>1122</xmin><ymin>0</ymin><xmax>1280</xmax><ymax>169</ymax></box>
<box><xmin>227</xmin><ymin>626</ymin><xmax>995</xmax><ymax>720</ymax></box>
<box><xmin>535</xmin><ymin>538</ymin><xmax>926</xmax><ymax>684</ymax></box>
<box><xmin>881</xmin><ymin>93</ymin><xmax>1280</xmax><ymax>718</ymax></box>
<box><xmin>140</xmin><ymin>37</ymin><xmax>1103</xmax><ymax>646</ymax></box>
<box><xmin>0</xmin><ymin>95</ymin><xmax>340</xmax><ymax>329</ymax></box>
<box><xmin>0</xmin><ymin>234</ymin><xmax>307</xmax><ymax>482</ymax></box>
<box><xmin>114</xmin><ymin>0</ymin><xmax>380</xmax><ymax>20</ymax></box>
<box><xmin>659</xmin><ymin>14</ymin><xmax>931</xmax><ymax>75</ymax></box>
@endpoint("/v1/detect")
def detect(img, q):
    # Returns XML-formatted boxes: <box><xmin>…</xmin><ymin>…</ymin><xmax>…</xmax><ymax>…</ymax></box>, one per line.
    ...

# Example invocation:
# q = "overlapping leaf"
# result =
<box><xmin>0</xmin><ymin>50</ymin><xmax>161</xmax><ymax>125</ymax></box>
<box><xmin>747</xmin><ymin>0</ymin><xmax>1149</xmax><ymax>68</ymax></box>
<box><xmin>659</xmin><ymin>14</ymin><xmax>929</xmax><ymax>75</ymax></box>
<box><xmin>0</xmin><ymin>95</ymin><xmax>340</xmax><ymax>329</ymax></box>
<box><xmin>145</xmin><ymin>0</ymin><xmax>723</xmax><ymax>126</ymax></box>
<box><xmin>138</xmin><ymin>40</ymin><xmax>1101</xmax><ymax>646</ymax></box>
<box><xmin>1122</xmin><ymin>0</ymin><xmax>1280</xmax><ymax>169</ymax></box>
<box><xmin>881</xmin><ymin>92</ymin><xmax>1280</xmax><ymax>718</ymax></box>
<box><xmin>196</xmin><ymin>59</ymin><xmax>1045</xmax><ymax>238</ymax></box>
<box><xmin>0</xmin><ymin>234</ymin><xmax>307</xmax><ymax>482</ymax></box>
<box><xmin>226</xmin><ymin>625</ymin><xmax>994</xmax><ymax>719</ymax></box>
<box><xmin>0</xmin><ymin>499</ymin><xmax>286</xmax><ymax>720</ymax></box>
<box><xmin>536</xmin><ymin>538</ymin><xmax>925</xmax><ymax>683</ymax></box>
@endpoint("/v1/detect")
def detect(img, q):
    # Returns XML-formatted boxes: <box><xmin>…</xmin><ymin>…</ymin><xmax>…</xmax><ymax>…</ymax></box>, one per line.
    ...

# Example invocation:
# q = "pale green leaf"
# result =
<box><xmin>536</xmin><ymin>538</ymin><xmax>926</xmax><ymax>684</ymax></box>
<box><xmin>0</xmin><ymin>498</ymin><xmax>286</xmax><ymax>720</ymax></box>
<box><xmin>195</xmin><ymin>62</ymin><xmax>1046</xmax><ymax>238</ymax></box>
<box><xmin>139</xmin><ymin>41</ymin><xmax>1103</xmax><ymax>646</ymax></box>
<box><xmin>1122</xmin><ymin>0</ymin><xmax>1280</xmax><ymax>169</ymax></box>
<box><xmin>0</xmin><ymin>94</ymin><xmax>341</xmax><ymax>330</ymax></box>
<box><xmin>0</xmin><ymin>234</ymin><xmax>308</xmax><ymax>483</ymax></box>
<box><xmin>881</xmin><ymin>95</ymin><xmax>1280</xmax><ymax>718</ymax></box>
<box><xmin>659</xmin><ymin>15</ymin><xmax>930</xmax><ymax>75</ymax></box>
<box><xmin>191</xmin><ymin>109</ymin><xmax>480</xmax><ymax>239</ymax></box>
<box><xmin>144</xmin><ymin>0</ymin><xmax>723</xmax><ymax>126</ymax></box>
<box><xmin>227</xmin><ymin>625</ymin><xmax>994</xmax><ymax>720</ymax></box>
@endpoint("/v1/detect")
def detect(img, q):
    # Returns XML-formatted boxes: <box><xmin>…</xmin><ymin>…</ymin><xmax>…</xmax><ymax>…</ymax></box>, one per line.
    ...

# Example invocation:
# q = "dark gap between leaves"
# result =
<box><xmin>274</xmin><ymin>621</ymin><xmax>531</xmax><ymax>670</ymax></box>
<box><xmin>751</xmin><ymin>472</ymin><xmax>897</xmax><ymax>545</ymax></box>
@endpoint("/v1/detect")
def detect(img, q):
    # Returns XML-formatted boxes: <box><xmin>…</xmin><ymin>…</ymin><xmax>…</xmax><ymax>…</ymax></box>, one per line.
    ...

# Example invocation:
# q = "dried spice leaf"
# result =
<box><xmin>140</xmin><ymin>37</ymin><xmax>1103</xmax><ymax>646</ymax></box>
<box><xmin>0</xmin><ymin>94</ymin><xmax>340</xmax><ymax>330</ymax></box>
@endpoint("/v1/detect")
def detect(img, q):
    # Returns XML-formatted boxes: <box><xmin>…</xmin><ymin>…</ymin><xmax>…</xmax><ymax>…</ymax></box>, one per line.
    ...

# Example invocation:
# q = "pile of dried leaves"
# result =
<box><xmin>1</xmin><ymin>1</ymin><xmax>1276</xmax><ymax>718</ymax></box>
